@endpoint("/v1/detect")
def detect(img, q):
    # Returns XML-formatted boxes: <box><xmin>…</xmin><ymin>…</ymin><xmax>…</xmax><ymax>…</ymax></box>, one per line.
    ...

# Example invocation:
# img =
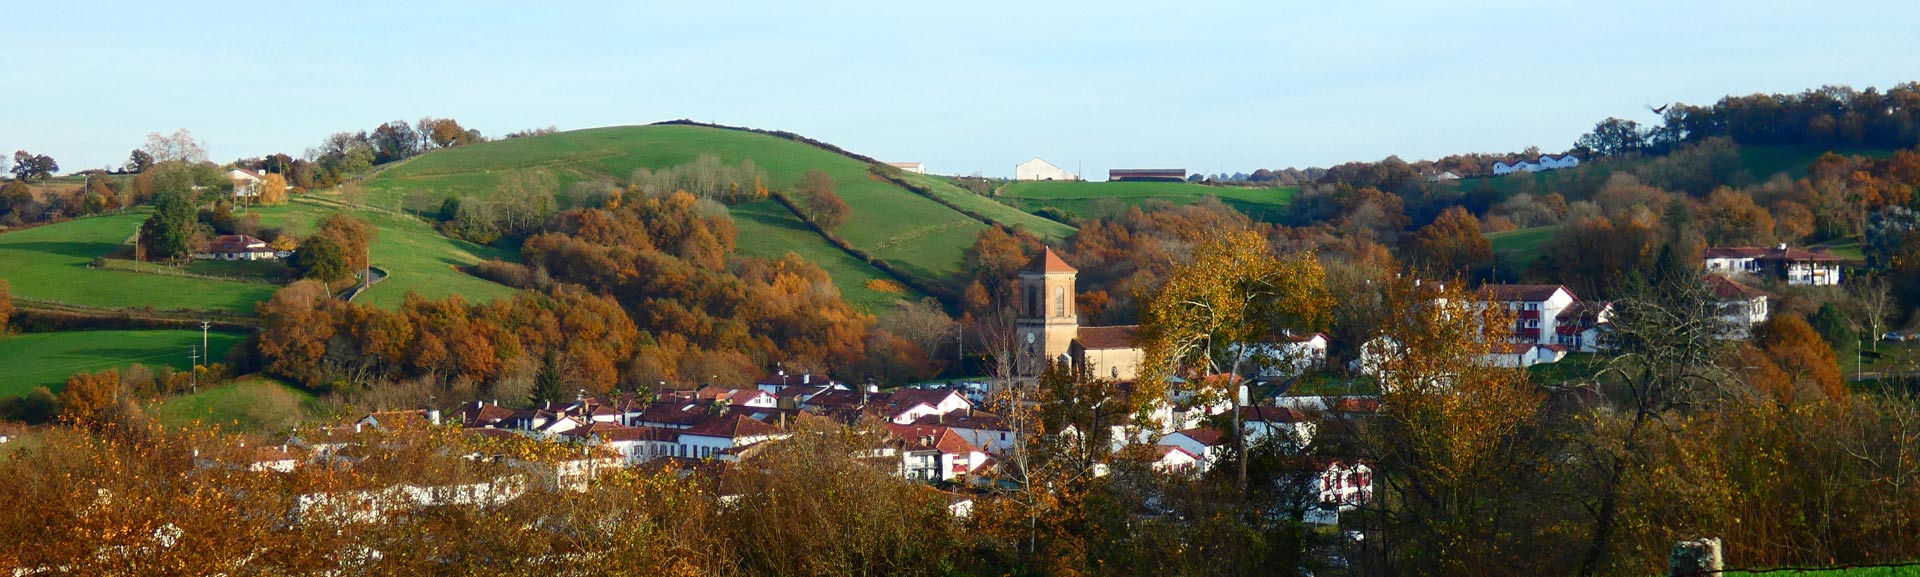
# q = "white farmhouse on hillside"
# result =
<box><xmin>1492</xmin><ymin>154</ymin><xmax>1580</xmax><ymax>175</ymax></box>
<box><xmin>887</xmin><ymin>162</ymin><xmax>926</xmax><ymax>174</ymax></box>
<box><xmin>1016</xmin><ymin>158</ymin><xmax>1078</xmax><ymax>181</ymax></box>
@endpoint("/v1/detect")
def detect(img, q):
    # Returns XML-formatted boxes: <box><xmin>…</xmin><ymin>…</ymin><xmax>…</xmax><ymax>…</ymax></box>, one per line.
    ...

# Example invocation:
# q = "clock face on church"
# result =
<box><xmin>1026</xmin><ymin>333</ymin><xmax>1036</xmax><ymax>344</ymax></box>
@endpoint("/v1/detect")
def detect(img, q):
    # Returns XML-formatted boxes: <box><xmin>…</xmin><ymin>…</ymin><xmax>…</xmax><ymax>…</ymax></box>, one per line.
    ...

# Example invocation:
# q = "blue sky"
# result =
<box><xmin>5</xmin><ymin>1</ymin><xmax>1918</xmax><ymax>178</ymax></box>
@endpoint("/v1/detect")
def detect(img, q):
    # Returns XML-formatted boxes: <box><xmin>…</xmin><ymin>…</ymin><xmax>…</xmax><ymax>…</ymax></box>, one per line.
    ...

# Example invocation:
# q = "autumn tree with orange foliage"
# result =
<box><xmin>1138</xmin><ymin>228</ymin><xmax>1332</xmax><ymax>491</ymax></box>
<box><xmin>1345</xmin><ymin>273</ymin><xmax>1551</xmax><ymax>576</ymax></box>
<box><xmin>1400</xmin><ymin>205</ymin><xmax>1493</xmax><ymax>280</ymax></box>
<box><xmin>1752</xmin><ymin>313</ymin><xmax>1846</xmax><ymax>402</ymax></box>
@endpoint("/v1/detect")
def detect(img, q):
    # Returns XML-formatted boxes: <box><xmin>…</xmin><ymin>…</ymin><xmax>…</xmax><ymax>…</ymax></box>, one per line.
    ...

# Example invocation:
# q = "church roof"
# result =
<box><xmin>1026</xmin><ymin>247</ymin><xmax>1077</xmax><ymax>274</ymax></box>
<box><xmin>1076</xmin><ymin>325</ymin><xmax>1139</xmax><ymax>350</ymax></box>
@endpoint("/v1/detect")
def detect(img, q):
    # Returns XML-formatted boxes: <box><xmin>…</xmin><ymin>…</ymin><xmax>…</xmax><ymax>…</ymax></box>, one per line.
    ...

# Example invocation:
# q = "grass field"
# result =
<box><xmin>1488</xmin><ymin>225</ymin><xmax>1561</xmax><ymax>271</ymax></box>
<box><xmin>997</xmin><ymin>180</ymin><xmax>1297</xmax><ymax>222</ymax></box>
<box><xmin>362</xmin><ymin>124</ymin><xmax>993</xmax><ymax>293</ymax></box>
<box><xmin>0</xmin><ymin>330</ymin><xmax>245</xmax><ymax>397</ymax></box>
<box><xmin>0</xmin><ymin>212</ymin><xmax>278</xmax><ymax>312</ymax></box>
<box><xmin>246</xmin><ymin>199</ymin><xmax>518</xmax><ymax>308</ymax></box>
<box><xmin>897</xmin><ymin>173</ymin><xmax>1076</xmax><ymax>241</ymax></box>
<box><xmin>0</xmin><ymin>198</ymin><xmax>515</xmax><ymax>314</ymax></box>
<box><xmin>150</xmin><ymin>375</ymin><xmax>321</xmax><ymax>433</ymax></box>
<box><xmin>730</xmin><ymin>199</ymin><xmax>922</xmax><ymax>310</ymax></box>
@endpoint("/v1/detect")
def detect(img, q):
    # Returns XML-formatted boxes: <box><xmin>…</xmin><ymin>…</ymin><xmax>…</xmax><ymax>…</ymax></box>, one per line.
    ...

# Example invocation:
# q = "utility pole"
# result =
<box><xmin>188</xmin><ymin>347</ymin><xmax>200</xmax><ymax>392</ymax></box>
<box><xmin>200</xmin><ymin>321</ymin><xmax>211</xmax><ymax>367</ymax></box>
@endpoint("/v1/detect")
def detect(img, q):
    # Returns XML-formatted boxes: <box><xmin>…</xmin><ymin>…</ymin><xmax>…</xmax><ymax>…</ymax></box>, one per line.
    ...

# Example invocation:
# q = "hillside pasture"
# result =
<box><xmin>897</xmin><ymin>173</ymin><xmax>1076</xmax><ymax>241</ymax></box>
<box><xmin>0</xmin><ymin>329</ymin><xmax>245</xmax><ymax>397</ymax></box>
<box><xmin>997</xmin><ymin>180</ymin><xmax>1297</xmax><ymax>222</ymax></box>
<box><xmin>1488</xmin><ymin>225</ymin><xmax>1560</xmax><ymax>271</ymax></box>
<box><xmin>248</xmin><ymin>199</ymin><xmax>518</xmax><ymax>308</ymax></box>
<box><xmin>364</xmin><ymin>124</ymin><xmax>991</xmax><ymax>286</ymax></box>
<box><xmin>0</xmin><ymin>212</ymin><xmax>277</xmax><ymax>313</ymax></box>
<box><xmin>150</xmin><ymin>375</ymin><xmax>321</xmax><ymax>433</ymax></box>
<box><xmin>730</xmin><ymin>199</ymin><xmax>921</xmax><ymax>310</ymax></box>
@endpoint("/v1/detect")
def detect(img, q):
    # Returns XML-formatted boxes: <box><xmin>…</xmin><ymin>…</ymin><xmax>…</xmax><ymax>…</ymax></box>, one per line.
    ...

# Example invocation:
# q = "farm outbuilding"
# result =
<box><xmin>1108</xmin><ymin>168</ymin><xmax>1186</xmax><ymax>182</ymax></box>
<box><xmin>1015</xmin><ymin>158</ymin><xmax>1077</xmax><ymax>181</ymax></box>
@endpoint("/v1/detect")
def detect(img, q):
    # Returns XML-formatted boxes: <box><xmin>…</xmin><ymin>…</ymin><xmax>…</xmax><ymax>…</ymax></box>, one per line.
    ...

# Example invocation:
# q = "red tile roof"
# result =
<box><xmin>1477</xmin><ymin>284</ymin><xmax>1572</xmax><ymax>302</ymax></box>
<box><xmin>1705</xmin><ymin>246</ymin><xmax>1844</xmax><ymax>262</ymax></box>
<box><xmin>1174</xmin><ymin>427</ymin><xmax>1225</xmax><ymax>447</ymax></box>
<box><xmin>1707</xmin><ymin>275</ymin><xmax>1768</xmax><ymax>299</ymax></box>
<box><xmin>203</xmin><ymin>234</ymin><xmax>272</xmax><ymax>255</ymax></box>
<box><xmin>1075</xmin><ymin>325</ymin><xmax>1140</xmax><ymax>350</ymax></box>
<box><xmin>1027</xmin><ymin>246</ymin><xmax>1077</xmax><ymax>274</ymax></box>
<box><xmin>681</xmin><ymin>414</ymin><xmax>783</xmax><ymax>439</ymax></box>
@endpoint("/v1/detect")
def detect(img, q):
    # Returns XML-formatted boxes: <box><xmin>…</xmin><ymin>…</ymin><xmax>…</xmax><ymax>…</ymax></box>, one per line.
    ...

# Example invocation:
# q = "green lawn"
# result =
<box><xmin>997</xmin><ymin>180</ymin><xmax>1297</xmax><ymax>222</ymax></box>
<box><xmin>364</xmin><ymin>124</ymin><xmax>993</xmax><ymax>284</ymax></box>
<box><xmin>731</xmin><ymin>199</ymin><xmax>921</xmax><ymax>311</ymax></box>
<box><xmin>898</xmin><ymin>173</ymin><xmax>1076</xmax><ymax>241</ymax></box>
<box><xmin>0</xmin><ymin>213</ymin><xmax>278</xmax><ymax>313</ymax></box>
<box><xmin>0</xmin><ymin>330</ymin><xmax>245</xmax><ymax>397</ymax></box>
<box><xmin>1722</xmin><ymin>565</ymin><xmax>1920</xmax><ymax>576</ymax></box>
<box><xmin>1488</xmin><ymin>225</ymin><xmax>1562</xmax><ymax>271</ymax></box>
<box><xmin>150</xmin><ymin>375</ymin><xmax>321</xmax><ymax>433</ymax></box>
<box><xmin>247</xmin><ymin>199</ymin><xmax>519</xmax><ymax>308</ymax></box>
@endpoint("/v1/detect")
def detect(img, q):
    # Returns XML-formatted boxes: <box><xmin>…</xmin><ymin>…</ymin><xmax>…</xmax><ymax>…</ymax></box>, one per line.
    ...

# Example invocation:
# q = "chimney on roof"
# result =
<box><xmin>867</xmin><ymin>384</ymin><xmax>880</xmax><ymax>394</ymax></box>
<box><xmin>1776</xmin><ymin>243</ymin><xmax>1788</xmax><ymax>250</ymax></box>
<box><xmin>803</xmin><ymin>373</ymin><xmax>811</xmax><ymax>385</ymax></box>
<box><xmin>544</xmin><ymin>400</ymin><xmax>551</xmax><ymax>410</ymax></box>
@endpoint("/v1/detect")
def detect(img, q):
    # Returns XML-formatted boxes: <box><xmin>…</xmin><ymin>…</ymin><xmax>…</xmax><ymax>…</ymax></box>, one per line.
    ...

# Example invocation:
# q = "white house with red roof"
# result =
<box><xmin>676</xmin><ymin>414</ymin><xmax>786</xmax><ymax>459</ymax></box>
<box><xmin>193</xmin><ymin>234</ymin><xmax>280</xmax><ymax>261</ymax></box>
<box><xmin>1705</xmin><ymin>244</ymin><xmax>1844</xmax><ymax>286</ymax></box>
<box><xmin>1158</xmin><ymin>427</ymin><xmax>1227</xmax><ymax>470</ymax></box>
<box><xmin>878</xmin><ymin>388</ymin><xmax>973</xmax><ymax>425</ymax></box>
<box><xmin>885</xmin><ymin>423</ymin><xmax>989</xmax><ymax>482</ymax></box>
<box><xmin>1477</xmin><ymin>284</ymin><xmax>1579</xmax><ymax>347</ymax></box>
<box><xmin>1707</xmin><ymin>275</ymin><xmax>1770</xmax><ymax>339</ymax></box>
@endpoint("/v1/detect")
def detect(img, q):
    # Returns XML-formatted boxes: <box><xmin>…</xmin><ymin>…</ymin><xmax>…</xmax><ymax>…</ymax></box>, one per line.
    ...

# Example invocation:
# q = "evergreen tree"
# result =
<box><xmin>138</xmin><ymin>189</ymin><xmax>199</xmax><ymax>261</ymax></box>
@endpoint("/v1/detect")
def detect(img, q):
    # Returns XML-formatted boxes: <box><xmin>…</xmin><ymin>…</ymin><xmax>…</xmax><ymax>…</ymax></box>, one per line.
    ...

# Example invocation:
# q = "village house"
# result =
<box><xmin>1708</xmin><ymin>275</ymin><xmax>1770</xmax><ymax>339</ymax></box>
<box><xmin>1015</xmin><ymin>157</ymin><xmax>1077</xmax><ymax>181</ymax></box>
<box><xmin>1157</xmin><ymin>427</ymin><xmax>1227</xmax><ymax>470</ymax></box>
<box><xmin>1235</xmin><ymin>333</ymin><xmax>1330</xmax><ymax>379</ymax></box>
<box><xmin>886</xmin><ymin>161</ymin><xmax>926</xmax><ymax>174</ymax></box>
<box><xmin>884</xmin><ymin>423</ymin><xmax>989</xmax><ymax>482</ymax></box>
<box><xmin>1704</xmin><ymin>244</ymin><xmax>1844</xmax><ymax>286</ymax></box>
<box><xmin>227</xmin><ymin>168</ymin><xmax>264</xmax><ymax>198</ymax></box>
<box><xmin>1476</xmin><ymin>284</ymin><xmax>1580</xmax><ymax>347</ymax></box>
<box><xmin>676</xmin><ymin>414</ymin><xmax>786</xmax><ymax>459</ymax></box>
<box><xmin>193</xmin><ymin>234</ymin><xmax>281</xmax><ymax>261</ymax></box>
<box><xmin>1482</xmin><ymin>342</ymin><xmax>1568</xmax><ymax>368</ymax></box>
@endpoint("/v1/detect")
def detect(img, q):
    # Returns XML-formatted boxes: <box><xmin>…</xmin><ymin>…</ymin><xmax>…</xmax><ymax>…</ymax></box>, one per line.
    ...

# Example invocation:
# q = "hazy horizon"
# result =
<box><xmin>5</xmin><ymin>0</ymin><xmax>1919</xmax><ymax>178</ymax></box>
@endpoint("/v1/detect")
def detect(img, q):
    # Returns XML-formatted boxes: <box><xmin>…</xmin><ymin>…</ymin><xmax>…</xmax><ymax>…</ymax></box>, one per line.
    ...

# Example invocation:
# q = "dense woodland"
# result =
<box><xmin>0</xmin><ymin>83</ymin><xmax>1918</xmax><ymax>575</ymax></box>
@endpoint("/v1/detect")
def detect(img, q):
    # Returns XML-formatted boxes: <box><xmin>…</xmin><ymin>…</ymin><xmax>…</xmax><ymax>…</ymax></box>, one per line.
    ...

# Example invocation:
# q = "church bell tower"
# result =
<box><xmin>1014</xmin><ymin>247</ymin><xmax>1079</xmax><ymax>376</ymax></box>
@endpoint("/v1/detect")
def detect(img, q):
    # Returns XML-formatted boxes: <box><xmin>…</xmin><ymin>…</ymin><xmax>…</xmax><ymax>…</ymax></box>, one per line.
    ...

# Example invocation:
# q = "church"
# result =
<box><xmin>1014</xmin><ymin>247</ymin><xmax>1146</xmax><ymax>380</ymax></box>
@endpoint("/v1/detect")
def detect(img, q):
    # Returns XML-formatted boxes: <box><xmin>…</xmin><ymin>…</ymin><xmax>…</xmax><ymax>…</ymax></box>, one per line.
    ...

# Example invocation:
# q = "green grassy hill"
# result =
<box><xmin>996</xmin><ymin>180</ymin><xmax>1297</xmax><ymax>222</ymax></box>
<box><xmin>0</xmin><ymin>213</ymin><xmax>278</xmax><ymax>313</ymax></box>
<box><xmin>0</xmin><ymin>197</ymin><xmax>514</xmax><ymax>314</ymax></box>
<box><xmin>0</xmin><ymin>329</ymin><xmax>245</xmax><ymax>397</ymax></box>
<box><xmin>1488</xmin><ymin>225</ymin><xmax>1561</xmax><ymax>271</ymax></box>
<box><xmin>249</xmin><ymin>199</ymin><xmax>518</xmax><ymax>308</ymax></box>
<box><xmin>363</xmin><ymin>123</ymin><xmax>1053</xmax><ymax>304</ymax></box>
<box><xmin>896</xmin><ymin>173</ymin><xmax>1075</xmax><ymax>241</ymax></box>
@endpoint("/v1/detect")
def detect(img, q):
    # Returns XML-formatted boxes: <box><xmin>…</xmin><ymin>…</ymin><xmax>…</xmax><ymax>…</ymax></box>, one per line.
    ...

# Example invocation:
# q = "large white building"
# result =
<box><xmin>1015</xmin><ymin>158</ymin><xmax>1078</xmax><ymax>181</ymax></box>
<box><xmin>1492</xmin><ymin>154</ymin><xmax>1581</xmax><ymax>175</ymax></box>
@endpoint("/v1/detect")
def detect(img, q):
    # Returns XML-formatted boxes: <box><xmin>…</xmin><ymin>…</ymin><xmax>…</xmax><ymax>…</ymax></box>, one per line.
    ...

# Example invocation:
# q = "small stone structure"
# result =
<box><xmin>1670</xmin><ymin>537</ymin><xmax>1724</xmax><ymax>577</ymax></box>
